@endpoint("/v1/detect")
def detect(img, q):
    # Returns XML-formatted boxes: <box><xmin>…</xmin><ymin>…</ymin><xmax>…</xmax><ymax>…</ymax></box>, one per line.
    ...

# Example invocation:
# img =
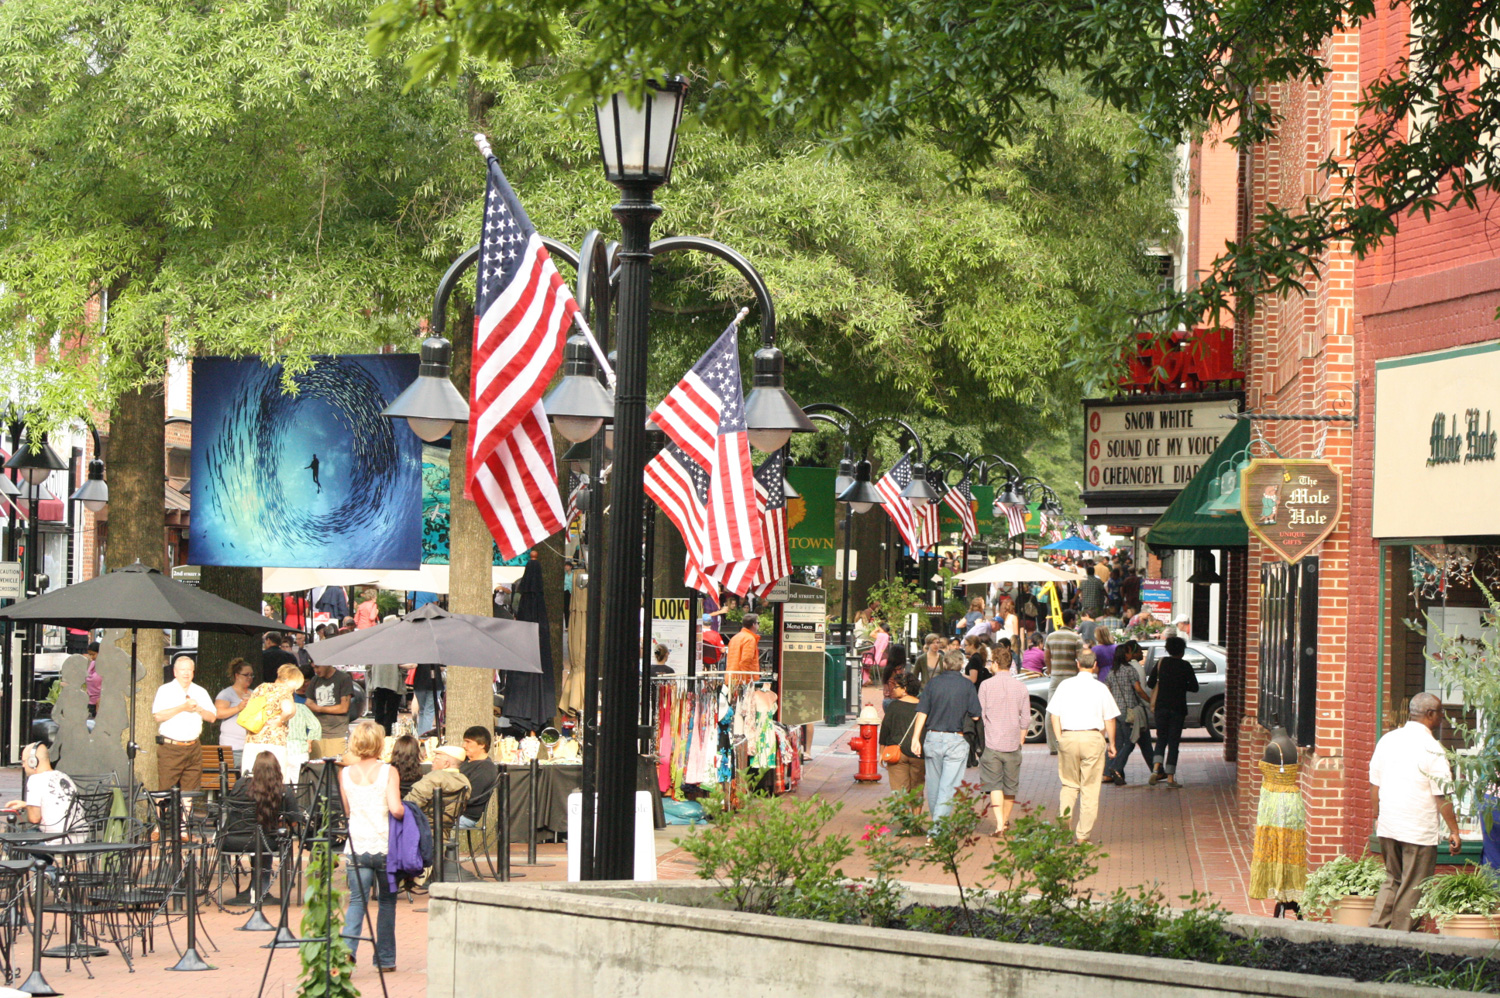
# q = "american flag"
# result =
<box><xmin>915</xmin><ymin>495</ymin><xmax>941</xmax><ymax>551</ymax></box>
<box><xmin>998</xmin><ymin>502</ymin><xmax>1028</xmax><ymax>538</ymax></box>
<box><xmin>643</xmin><ymin>443</ymin><xmax>718</xmax><ymax>595</ymax></box>
<box><xmin>944</xmin><ymin>469</ymin><xmax>978</xmax><ymax>543</ymax></box>
<box><xmin>648</xmin><ymin>320</ymin><xmax>763</xmax><ymax>587</ymax></box>
<box><xmin>746</xmin><ymin>449</ymin><xmax>791</xmax><ymax>596</ymax></box>
<box><xmin>874</xmin><ymin>452</ymin><xmax>921</xmax><ymax>552</ymax></box>
<box><xmin>465</xmin><ymin>154</ymin><xmax>577</xmax><ymax>558</ymax></box>
<box><xmin>564</xmin><ymin>472</ymin><xmax>587</xmax><ymax>526</ymax></box>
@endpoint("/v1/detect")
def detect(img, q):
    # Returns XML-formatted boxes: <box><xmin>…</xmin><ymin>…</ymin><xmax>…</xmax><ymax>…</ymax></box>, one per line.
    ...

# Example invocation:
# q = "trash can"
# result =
<box><xmin>824</xmin><ymin>646</ymin><xmax>848</xmax><ymax>726</ymax></box>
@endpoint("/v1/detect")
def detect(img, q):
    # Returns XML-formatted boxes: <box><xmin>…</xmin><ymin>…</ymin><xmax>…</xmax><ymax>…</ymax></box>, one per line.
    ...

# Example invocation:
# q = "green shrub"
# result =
<box><xmin>1300</xmin><ymin>854</ymin><xmax>1386</xmax><ymax>920</ymax></box>
<box><xmin>1411</xmin><ymin>866</ymin><xmax>1500</xmax><ymax>927</ymax></box>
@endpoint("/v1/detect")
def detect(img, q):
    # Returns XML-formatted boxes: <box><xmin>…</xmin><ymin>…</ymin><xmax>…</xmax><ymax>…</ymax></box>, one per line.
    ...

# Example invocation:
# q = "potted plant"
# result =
<box><xmin>1301</xmin><ymin>854</ymin><xmax>1386</xmax><ymax>925</ymax></box>
<box><xmin>1411</xmin><ymin>866</ymin><xmax>1500</xmax><ymax>938</ymax></box>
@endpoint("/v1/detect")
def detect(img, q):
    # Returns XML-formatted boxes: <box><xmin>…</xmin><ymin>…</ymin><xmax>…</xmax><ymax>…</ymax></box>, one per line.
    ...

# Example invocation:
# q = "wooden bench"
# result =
<box><xmin>201</xmin><ymin>745</ymin><xmax>238</xmax><ymax>795</ymax></box>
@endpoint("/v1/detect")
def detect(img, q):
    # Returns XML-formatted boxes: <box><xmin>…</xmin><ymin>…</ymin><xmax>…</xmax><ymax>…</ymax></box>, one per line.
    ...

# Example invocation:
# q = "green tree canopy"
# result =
<box><xmin>372</xmin><ymin>0</ymin><xmax>1500</xmax><ymax>353</ymax></box>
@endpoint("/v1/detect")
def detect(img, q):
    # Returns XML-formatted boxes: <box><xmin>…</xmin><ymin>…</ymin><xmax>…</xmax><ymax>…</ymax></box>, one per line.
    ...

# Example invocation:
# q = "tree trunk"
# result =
<box><xmin>444</xmin><ymin>298</ymin><xmax>492</xmax><ymax>745</ymax></box>
<box><xmin>198</xmin><ymin>565</ymin><xmax>262</xmax><ymax>735</ymax></box>
<box><xmin>110</xmin><ymin>375</ymin><xmax>166</xmax><ymax>789</ymax></box>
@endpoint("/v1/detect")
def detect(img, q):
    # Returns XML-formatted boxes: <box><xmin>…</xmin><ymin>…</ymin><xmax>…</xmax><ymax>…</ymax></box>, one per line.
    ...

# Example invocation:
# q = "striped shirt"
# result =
<box><xmin>1044</xmin><ymin>628</ymin><xmax>1083</xmax><ymax>677</ymax></box>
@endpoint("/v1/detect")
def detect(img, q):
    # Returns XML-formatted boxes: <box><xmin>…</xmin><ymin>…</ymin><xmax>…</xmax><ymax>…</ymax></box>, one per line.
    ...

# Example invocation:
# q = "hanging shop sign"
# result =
<box><xmin>784</xmin><ymin>467</ymin><xmax>837</xmax><ymax>566</ymax></box>
<box><xmin>1239</xmin><ymin>459</ymin><xmax>1342</xmax><ymax>564</ymax></box>
<box><xmin>1083</xmin><ymin>395</ymin><xmax>1241</xmax><ymax>493</ymax></box>
<box><xmin>779</xmin><ymin>583</ymin><xmax>826</xmax><ymax>728</ymax></box>
<box><xmin>1373</xmin><ymin>341</ymin><xmax>1500</xmax><ymax>538</ymax></box>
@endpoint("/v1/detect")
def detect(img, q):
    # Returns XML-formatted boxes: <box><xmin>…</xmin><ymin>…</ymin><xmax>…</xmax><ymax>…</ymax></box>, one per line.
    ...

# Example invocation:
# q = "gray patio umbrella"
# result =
<box><xmin>306</xmin><ymin>602</ymin><xmax>541</xmax><ymax>673</ymax></box>
<box><xmin>0</xmin><ymin>561</ymin><xmax>298</xmax><ymax>795</ymax></box>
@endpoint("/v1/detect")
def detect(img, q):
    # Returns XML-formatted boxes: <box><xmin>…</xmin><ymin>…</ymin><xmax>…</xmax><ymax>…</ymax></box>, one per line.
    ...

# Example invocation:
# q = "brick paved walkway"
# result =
<box><xmin>657</xmin><ymin>707</ymin><xmax>1270</xmax><ymax>914</ymax></box>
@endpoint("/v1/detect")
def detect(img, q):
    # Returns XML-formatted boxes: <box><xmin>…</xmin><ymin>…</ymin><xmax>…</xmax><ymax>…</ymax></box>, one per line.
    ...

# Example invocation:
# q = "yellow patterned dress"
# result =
<box><xmin>1249</xmin><ymin>761</ymin><xmax>1306</xmax><ymax>901</ymax></box>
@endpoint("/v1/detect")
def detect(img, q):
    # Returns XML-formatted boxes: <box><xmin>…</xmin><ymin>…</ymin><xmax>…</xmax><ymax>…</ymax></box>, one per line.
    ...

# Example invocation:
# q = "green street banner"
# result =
<box><xmin>785</xmin><ymin>466</ymin><xmax>837</xmax><ymax>566</ymax></box>
<box><xmin>938</xmin><ymin>484</ymin><xmax>995</xmax><ymax>535</ymax></box>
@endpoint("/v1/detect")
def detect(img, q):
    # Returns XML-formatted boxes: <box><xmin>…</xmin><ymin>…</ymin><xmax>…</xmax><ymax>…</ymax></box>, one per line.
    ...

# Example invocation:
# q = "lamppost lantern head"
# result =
<box><xmin>596</xmin><ymin>77</ymin><xmax>688</xmax><ymax>188</ymax></box>
<box><xmin>999</xmin><ymin>479</ymin><xmax>1025</xmax><ymax>506</ymax></box>
<box><xmin>4</xmin><ymin>433</ymin><xmax>66</xmax><ymax>486</ymax></box>
<box><xmin>0</xmin><ymin>474</ymin><xmax>19</xmax><ymax>498</ymax></box>
<box><xmin>743</xmin><ymin>346</ymin><xmax>814</xmax><ymax>454</ymax></box>
<box><xmin>381</xmin><ymin>335</ymin><xmax>471</xmax><ymax>442</ymax></box>
<box><xmin>70</xmin><ymin>457</ymin><xmax>109</xmax><ymax>513</ymax></box>
<box><xmin>900</xmin><ymin>461</ymin><xmax>943</xmax><ymax>501</ymax></box>
<box><xmin>561</xmin><ymin>439</ymin><xmax>594</xmax><ymax>474</ymax></box>
<box><xmin>834</xmin><ymin>444</ymin><xmax>855</xmax><ymax>495</ymax></box>
<box><xmin>545</xmin><ymin>334</ymin><xmax>616</xmax><ymax>443</ymax></box>
<box><xmin>838</xmin><ymin>459</ymin><xmax>883</xmax><ymax>514</ymax></box>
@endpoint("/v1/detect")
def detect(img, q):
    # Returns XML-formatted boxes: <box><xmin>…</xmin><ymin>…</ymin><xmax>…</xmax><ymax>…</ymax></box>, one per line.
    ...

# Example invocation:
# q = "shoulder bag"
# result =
<box><xmin>883</xmin><ymin>713</ymin><xmax>917</xmax><ymax>765</ymax></box>
<box><xmin>238</xmin><ymin>693</ymin><xmax>269</xmax><ymax>734</ymax></box>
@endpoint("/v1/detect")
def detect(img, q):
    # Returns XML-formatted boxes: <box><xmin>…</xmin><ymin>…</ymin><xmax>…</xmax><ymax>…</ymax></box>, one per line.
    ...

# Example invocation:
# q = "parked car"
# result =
<box><xmin>1021</xmin><ymin>639</ymin><xmax>1227</xmax><ymax>744</ymax></box>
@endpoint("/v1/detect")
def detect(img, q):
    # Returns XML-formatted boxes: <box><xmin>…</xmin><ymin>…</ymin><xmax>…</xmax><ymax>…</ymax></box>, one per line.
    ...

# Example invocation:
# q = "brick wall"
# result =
<box><xmin>1240</xmin><ymin>25</ymin><xmax>1362</xmax><ymax>862</ymax></box>
<box><xmin>1240</xmin><ymin>3</ymin><xmax>1500</xmax><ymax>857</ymax></box>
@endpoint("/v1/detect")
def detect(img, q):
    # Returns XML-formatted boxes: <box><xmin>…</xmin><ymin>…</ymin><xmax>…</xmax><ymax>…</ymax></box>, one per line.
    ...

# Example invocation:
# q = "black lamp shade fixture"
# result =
<box><xmin>1187</xmin><ymin>552</ymin><xmax>1222</xmax><ymax>585</ymax></box>
<box><xmin>836</xmin><ymin>459</ymin><xmax>884</xmax><ymax>514</ymax></box>
<box><xmin>70</xmin><ymin>458</ymin><xmax>109</xmax><ymax>513</ymax></box>
<box><xmin>743</xmin><ymin>346</ymin><xmax>814</xmax><ymax>453</ymax></box>
<box><xmin>1042</xmin><ymin>498</ymin><xmax>1063</xmax><ymax>517</ymax></box>
<box><xmin>382</xmin><ymin>335</ymin><xmax>470</xmax><ymax>442</ymax></box>
<box><xmin>0</xmin><ymin>474</ymin><xmax>19</xmax><ymax>498</ymax></box>
<box><xmin>901</xmin><ymin>461</ymin><xmax>942</xmax><ymax>502</ymax></box>
<box><xmin>998</xmin><ymin>478</ymin><xmax>1025</xmax><ymax>505</ymax></box>
<box><xmin>595</xmin><ymin>78</ymin><xmax>688</xmax><ymax>186</ymax></box>
<box><xmin>781</xmin><ymin>472</ymin><xmax>800</xmax><ymax>500</ymax></box>
<box><xmin>562</xmin><ymin>439</ymin><xmax>593</xmax><ymax>474</ymax></box>
<box><xmin>545</xmin><ymin>334</ymin><xmax>616</xmax><ymax>443</ymax></box>
<box><xmin>4</xmin><ymin>433</ymin><xmax>66</xmax><ymax>486</ymax></box>
<box><xmin>834</xmin><ymin>446</ymin><xmax>855</xmax><ymax>495</ymax></box>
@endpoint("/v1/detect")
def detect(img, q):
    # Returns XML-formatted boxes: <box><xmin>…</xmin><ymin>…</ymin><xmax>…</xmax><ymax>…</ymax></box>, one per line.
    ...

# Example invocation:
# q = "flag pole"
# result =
<box><xmin>472</xmin><ymin>132</ymin><xmax>618</xmax><ymax>389</ymax></box>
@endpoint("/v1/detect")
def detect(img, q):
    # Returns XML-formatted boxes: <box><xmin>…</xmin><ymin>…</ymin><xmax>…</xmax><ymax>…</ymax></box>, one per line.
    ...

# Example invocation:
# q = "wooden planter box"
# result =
<box><xmin>429</xmin><ymin>881</ymin><xmax>1500</xmax><ymax>997</ymax></box>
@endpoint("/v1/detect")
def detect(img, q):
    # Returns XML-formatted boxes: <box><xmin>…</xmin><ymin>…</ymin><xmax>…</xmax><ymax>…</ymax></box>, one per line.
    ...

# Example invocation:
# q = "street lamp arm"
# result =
<box><xmin>928</xmin><ymin>450</ymin><xmax>974</xmax><ymax>485</ymax></box>
<box><xmin>646</xmin><ymin>235</ymin><xmax>776</xmax><ymax>347</ymax></box>
<box><xmin>429</xmin><ymin>238</ymin><xmax>583</xmax><ymax>337</ymax></box>
<box><xmin>806</xmin><ymin>412</ymin><xmax>852</xmax><ymax>437</ymax></box>
<box><xmin>975</xmin><ymin>453</ymin><xmax>1021</xmax><ymax>483</ymax></box>
<box><xmin>860</xmin><ymin>415</ymin><xmax>926</xmax><ymax>464</ymax></box>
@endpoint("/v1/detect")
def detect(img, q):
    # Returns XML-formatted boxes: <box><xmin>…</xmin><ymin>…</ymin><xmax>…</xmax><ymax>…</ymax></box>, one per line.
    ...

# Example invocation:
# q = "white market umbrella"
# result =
<box><xmin>262</xmin><ymin>567</ymin><xmax>381</xmax><ymax>594</ymax></box>
<box><xmin>370</xmin><ymin>564</ymin><xmax>525</xmax><ymax>594</ymax></box>
<box><xmin>951</xmin><ymin>557</ymin><xmax>1085</xmax><ymax>586</ymax></box>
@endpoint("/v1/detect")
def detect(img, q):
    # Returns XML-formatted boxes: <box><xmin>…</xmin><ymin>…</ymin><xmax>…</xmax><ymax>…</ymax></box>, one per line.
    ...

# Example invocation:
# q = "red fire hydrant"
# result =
<box><xmin>848</xmin><ymin>705</ymin><xmax>883</xmax><ymax>782</ymax></box>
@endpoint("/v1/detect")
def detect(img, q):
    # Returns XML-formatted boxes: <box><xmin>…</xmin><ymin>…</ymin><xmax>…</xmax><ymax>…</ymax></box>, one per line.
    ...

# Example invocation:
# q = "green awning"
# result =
<box><xmin>1143</xmin><ymin>418</ymin><xmax>1250</xmax><ymax>550</ymax></box>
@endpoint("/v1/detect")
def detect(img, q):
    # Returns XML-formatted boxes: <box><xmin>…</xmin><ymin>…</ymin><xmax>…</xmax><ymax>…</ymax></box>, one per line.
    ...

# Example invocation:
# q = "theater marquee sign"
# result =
<box><xmin>1083</xmin><ymin>395</ymin><xmax>1242</xmax><ymax>493</ymax></box>
<box><xmin>1374</xmin><ymin>341</ymin><xmax>1500</xmax><ymax>538</ymax></box>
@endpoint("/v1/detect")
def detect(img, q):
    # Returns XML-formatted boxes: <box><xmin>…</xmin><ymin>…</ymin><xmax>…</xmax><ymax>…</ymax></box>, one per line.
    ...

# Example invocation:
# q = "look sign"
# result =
<box><xmin>1239</xmin><ymin>459</ymin><xmax>1343</xmax><ymax>564</ymax></box>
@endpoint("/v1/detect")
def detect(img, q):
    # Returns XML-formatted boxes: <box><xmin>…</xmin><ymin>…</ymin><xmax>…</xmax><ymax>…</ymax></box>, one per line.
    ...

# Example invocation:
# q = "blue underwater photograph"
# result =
<box><xmin>190</xmin><ymin>355</ymin><xmax>423</xmax><ymax>569</ymax></box>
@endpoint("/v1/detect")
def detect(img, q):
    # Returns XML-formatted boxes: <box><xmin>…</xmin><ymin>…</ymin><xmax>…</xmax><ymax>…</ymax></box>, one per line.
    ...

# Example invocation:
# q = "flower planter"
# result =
<box><xmin>428</xmin><ymin>881</ymin><xmax>1500</xmax><ymax>998</ymax></box>
<box><xmin>1434</xmin><ymin>913</ymin><xmax>1500</xmax><ymax>939</ymax></box>
<box><xmin>1329</xmin><ymin>895</ymin><xmax>1376</xmax><ymax>927</ymax></box>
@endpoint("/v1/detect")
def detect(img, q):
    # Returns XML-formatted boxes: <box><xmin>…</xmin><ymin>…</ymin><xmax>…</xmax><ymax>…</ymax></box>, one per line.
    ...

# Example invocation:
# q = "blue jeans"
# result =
<box><xmin>1104</xmin><ymin>717</ymin><xmax>1154</xmax><ymax>779</ymax></box>
<box><xmin>1153</xmin><ymin>710</ymin><xmax>1187</xmax><ymax>775</ymax></box>
<box><xmin>342</xmin><ymin>852</ymin><xmax>397</xmax><ymax>968</ymax></box>
<box><xmin>415</xmin><ymin>688</ymin><xmax>441</xmax><ymax>736</ymax></box>
<box><xmin>922</xmin><ymin>731</ymin><xmax>971</xmax><ymax>823</ymax></box>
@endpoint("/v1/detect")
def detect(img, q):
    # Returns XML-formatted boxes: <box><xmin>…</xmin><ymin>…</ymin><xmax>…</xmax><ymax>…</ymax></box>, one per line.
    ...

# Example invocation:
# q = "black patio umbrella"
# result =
<box><xmin>0</xmin><ymin>561</ymin><xmax>297</xmax><ymax>795</ymax></box>
<box><xmin>306</xmin><ymin>602</ymin><xmax>541</xmax><ymax>672</ymax></box>
<box><xmin>500</xmin><ymin>559</ymin><xmax>555</xmax><ymax>736</ymax></box>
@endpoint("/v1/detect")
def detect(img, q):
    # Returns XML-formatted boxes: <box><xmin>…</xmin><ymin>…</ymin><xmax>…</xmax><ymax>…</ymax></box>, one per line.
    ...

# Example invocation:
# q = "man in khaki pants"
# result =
<box><xmin>1046</xmin><ymin>650</ymin><xmax>1119</xmax><ymax>843</ymax></box>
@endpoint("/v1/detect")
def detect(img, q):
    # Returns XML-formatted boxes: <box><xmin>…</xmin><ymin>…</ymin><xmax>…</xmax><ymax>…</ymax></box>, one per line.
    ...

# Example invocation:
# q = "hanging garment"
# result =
<box><xmin>560</xmin><ymin>582</ymin><xmax>589</xmax><ymax>716</ymax></box>
<box><xmin>1249</xmin><ymin>761</ymin><xmax>1307</xmax><ymax>902</ymax></box>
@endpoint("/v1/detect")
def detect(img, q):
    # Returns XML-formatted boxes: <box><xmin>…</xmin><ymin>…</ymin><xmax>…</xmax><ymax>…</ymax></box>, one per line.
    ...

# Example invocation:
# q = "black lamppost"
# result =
<box><xmin>5</xmin><ymin>429</ymin><xmax>67</xmax><ymax>747</ymax></box>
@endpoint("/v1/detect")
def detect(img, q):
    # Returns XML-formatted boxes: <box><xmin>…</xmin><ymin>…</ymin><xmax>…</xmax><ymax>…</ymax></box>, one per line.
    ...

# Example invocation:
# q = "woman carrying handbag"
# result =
<box><xmin>878</xmin><ymin>672</ymin><xmax>925</xmax><ymax>823</ymax></box>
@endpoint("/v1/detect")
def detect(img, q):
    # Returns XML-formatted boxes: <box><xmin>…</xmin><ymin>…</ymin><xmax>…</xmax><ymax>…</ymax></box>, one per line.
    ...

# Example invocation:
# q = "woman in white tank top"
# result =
<box><xmin>338</xmin><ymin>720</ymin><xmax>404</xmax><ymax>971</ymax></box>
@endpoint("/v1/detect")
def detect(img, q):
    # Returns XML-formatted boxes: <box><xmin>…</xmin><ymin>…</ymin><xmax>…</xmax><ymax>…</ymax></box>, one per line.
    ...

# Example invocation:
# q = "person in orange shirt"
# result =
<box><xmin>354</xmin><ymin>590</ymin><xmax>381</xmax><ymax>629</ymax></box>
<box><xmin>725</xmin><ymin>613</ymin><xmax>761</xmax><ymax>688</ymax></box>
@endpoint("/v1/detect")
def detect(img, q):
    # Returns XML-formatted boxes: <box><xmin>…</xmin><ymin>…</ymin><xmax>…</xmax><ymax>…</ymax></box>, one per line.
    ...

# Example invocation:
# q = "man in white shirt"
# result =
<box><xmin>151</xmin><ymin>655</ymin><xmax>216</xmax><ymax>792</ymax></box>
<box><xmin>1368</xmin><ymin>692</ymin><xmax>1463</xmax><ymax>931</ymax></box>
<box><xmin>1045</xmin><ymin>649</ymin><xmax>1118</xmax><ymax>843</ymax></box>
<box><xmin>5</xmin><ymin>743</ymin><xmax>83</xmax><ymax>841</ymax></box>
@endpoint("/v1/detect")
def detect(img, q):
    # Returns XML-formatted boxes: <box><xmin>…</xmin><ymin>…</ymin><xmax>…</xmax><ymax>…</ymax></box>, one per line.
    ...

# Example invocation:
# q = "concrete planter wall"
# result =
<box><xmin>428</xmin><ymin>881</ymin><xmax>1499</xmax><ymax>998</ymax></box>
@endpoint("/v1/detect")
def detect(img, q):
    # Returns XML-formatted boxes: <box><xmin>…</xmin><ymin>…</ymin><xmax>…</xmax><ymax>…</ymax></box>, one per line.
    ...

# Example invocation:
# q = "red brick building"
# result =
<box><xmin>1230</xmin><ymin>8</ymin><xmax>1499</xmax><ymax>861</ymax></box>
